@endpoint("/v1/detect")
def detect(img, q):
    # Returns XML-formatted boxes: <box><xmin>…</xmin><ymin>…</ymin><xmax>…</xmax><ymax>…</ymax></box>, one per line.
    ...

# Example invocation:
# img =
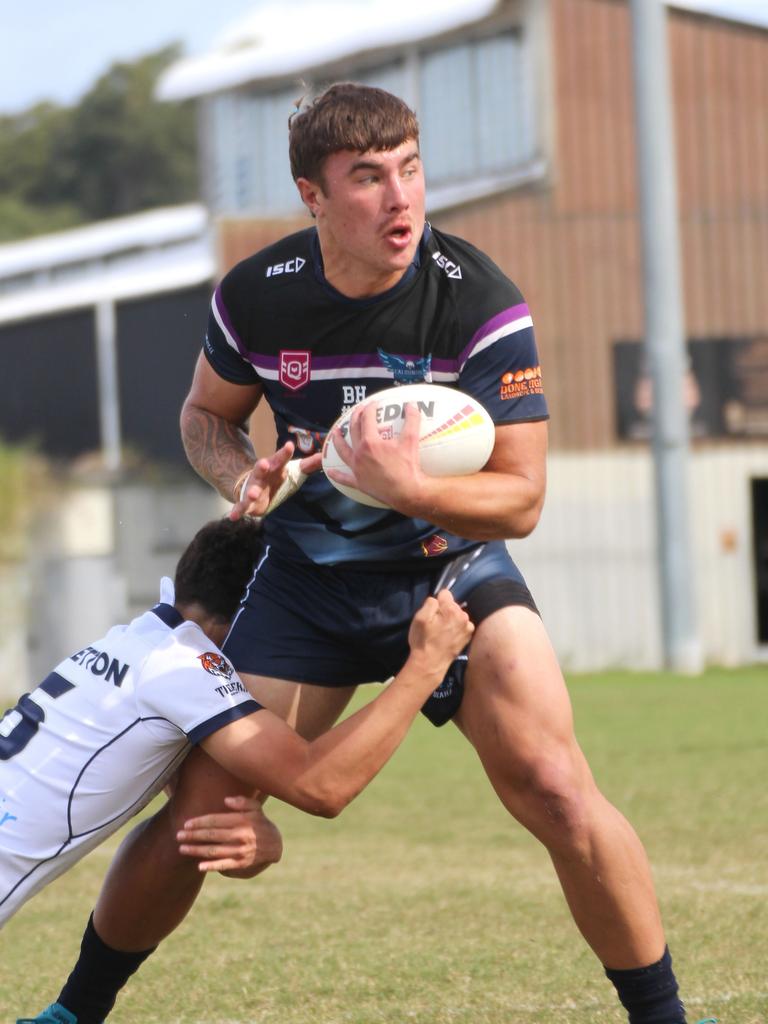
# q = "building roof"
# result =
<box><xmin>0</xmin><ymin>204</ymin><xmax>214</xmax><ymax>325</ymax></box>
<box><xmin>157</xmin><ymin>0</ymin><xmax>499</xmax><ymax>101</ymax></box>
<box><xmin>157</xmin><ymin>0</ymin><xmax>768</xmax><ymax>104</ymax></box>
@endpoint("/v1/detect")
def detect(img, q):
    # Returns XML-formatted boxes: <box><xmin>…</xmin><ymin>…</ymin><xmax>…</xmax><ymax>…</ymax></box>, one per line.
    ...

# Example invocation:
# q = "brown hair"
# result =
<box><xmin>288</xmin><ymin>82</ymin><xmax>419</xmax><ymax>186</ymax></box>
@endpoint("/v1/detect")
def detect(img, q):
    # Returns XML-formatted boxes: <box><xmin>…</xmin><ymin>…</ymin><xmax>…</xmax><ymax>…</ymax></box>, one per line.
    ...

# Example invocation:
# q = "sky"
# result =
<box><xmin>2</xmin><ymin>0</ymin><xmax>767</xmax><ymax>115</ymax></box>
<box><xmin>0</xmin><ymin>0</ymin><xmax>291</xmax><ymax>113</ymax></box>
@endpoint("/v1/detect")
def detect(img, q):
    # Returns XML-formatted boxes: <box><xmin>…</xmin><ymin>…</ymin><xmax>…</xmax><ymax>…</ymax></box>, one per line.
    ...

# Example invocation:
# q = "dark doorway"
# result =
<box><xmin>751</xmin><ymin>478</ymin><xmax>768</xmax><ymax>644</ymax></box>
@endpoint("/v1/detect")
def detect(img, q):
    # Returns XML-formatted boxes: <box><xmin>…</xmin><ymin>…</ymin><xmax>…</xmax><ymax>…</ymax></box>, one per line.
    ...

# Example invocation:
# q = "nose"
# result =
<box><xmin>384</xmin><ymin>172</ymin><xmax>409</xmax><ymax>211</ymax></box>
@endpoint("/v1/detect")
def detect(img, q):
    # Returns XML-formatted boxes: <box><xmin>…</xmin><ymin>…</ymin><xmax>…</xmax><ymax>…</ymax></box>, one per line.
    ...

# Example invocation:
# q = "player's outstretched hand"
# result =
<box><xmin>176</xmin><ymin>795</ymin><xmax>283</xmax><ymax>877</ymax></box>
<box><xmin>407</xmin><ymin>590</ymin><xmax>474</xmax><ymax>683</ymax></box>
<box><xmin>230</xmin><ymin>443</ymin><xmax>321</xmax><ymax>521</ymax></box>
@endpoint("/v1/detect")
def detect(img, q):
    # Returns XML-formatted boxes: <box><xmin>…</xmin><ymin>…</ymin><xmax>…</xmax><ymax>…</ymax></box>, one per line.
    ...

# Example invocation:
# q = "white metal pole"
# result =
<box><xmin>629</xmin><ymin>0</ymin><xmax>703</xmax><ymax>672</ymax></box>
<box><xmin>94</xmin><ymin>299</ymin><xmax>122</xmax><ymax>474</ymax></box>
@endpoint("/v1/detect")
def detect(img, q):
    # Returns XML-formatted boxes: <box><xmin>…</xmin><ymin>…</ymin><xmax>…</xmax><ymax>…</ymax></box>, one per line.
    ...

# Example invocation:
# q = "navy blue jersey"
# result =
<box><xmin>204</xmin><ymin>223</ymin><xmax>548</xmax><ymax>566</ymax></box>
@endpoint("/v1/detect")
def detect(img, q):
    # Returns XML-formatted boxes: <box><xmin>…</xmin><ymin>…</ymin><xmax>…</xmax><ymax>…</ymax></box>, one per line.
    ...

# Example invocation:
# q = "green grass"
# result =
<box><xmin>3</xmin><ymin>668</ymin><xmax>766</xmax><ymax>1023</ymax></box>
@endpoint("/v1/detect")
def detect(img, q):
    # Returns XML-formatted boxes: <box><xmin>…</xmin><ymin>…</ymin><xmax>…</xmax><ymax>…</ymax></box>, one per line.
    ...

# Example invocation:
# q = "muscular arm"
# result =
<box><xmin>330</xmin><ymin>404</ymin><xmax>548</xmax><ymax>541</ymax></box>
<box><xmin>201</xmin><ymin>592</ymin><xmax>473</xmax><ymax>817</ymax></box>
<box><xmin>180</xmin><ymin>353</ymin><xmax>264</xmax><ymax>502</ymax></box>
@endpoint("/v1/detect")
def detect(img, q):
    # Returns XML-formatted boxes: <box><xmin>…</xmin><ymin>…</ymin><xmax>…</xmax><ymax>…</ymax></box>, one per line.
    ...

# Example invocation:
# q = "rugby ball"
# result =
<box><xmin>321</xmin><ymin>383</ymin><xmax>495</xmax><ymax>508</ymax></box>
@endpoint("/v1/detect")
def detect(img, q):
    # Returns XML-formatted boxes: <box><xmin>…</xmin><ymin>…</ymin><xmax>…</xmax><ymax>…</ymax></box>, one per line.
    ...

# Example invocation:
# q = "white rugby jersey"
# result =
<box><xmin>0</xmin><ymin>580</ymin><xmax>261</xmax><ymax>926</ymax></box>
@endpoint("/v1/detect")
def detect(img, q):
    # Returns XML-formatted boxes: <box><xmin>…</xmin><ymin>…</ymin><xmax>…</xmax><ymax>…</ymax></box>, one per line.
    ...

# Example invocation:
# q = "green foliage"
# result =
<box><xmin>67</xmin><ymin>46</ymin><xmax>199</xmax><ymax>219</ymax></box>
<box><xmin>2</xmin><ymin>669</ymin><xmax>766</xmax><ymax>1022</ymax></box>
<box><xmin>0</xmin><ymin>437</ymin><xmax>49</xmax><ymax>560</ymax></box>
<box><xmin>0</xmin><ymin>45</ymin><xmax>198</xmax><ymax>240</ymax></box>
<box><xmin>0</xmin><ymin>194</ymin><xmax>81</xmax><ymax>242</ymax></box>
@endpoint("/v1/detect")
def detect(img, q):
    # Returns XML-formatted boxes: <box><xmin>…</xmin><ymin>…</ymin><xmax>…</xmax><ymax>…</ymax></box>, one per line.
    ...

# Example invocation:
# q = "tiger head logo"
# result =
<box><xmin>197</xmin><ymin>652</ymin><xmax>234</xmax><ymax>681</ymax></box>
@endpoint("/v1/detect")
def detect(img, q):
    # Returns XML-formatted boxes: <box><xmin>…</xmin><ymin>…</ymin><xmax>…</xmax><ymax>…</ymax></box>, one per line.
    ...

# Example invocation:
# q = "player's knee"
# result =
<box><xmin>511</xmin><ymin>753</ymin><xmax>597</xmax><ymax>851</ymax></box>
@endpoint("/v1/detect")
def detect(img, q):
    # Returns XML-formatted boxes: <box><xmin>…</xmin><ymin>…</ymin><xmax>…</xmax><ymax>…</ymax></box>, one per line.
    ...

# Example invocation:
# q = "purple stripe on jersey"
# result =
<box><xmin>302</xmin><ymin>352</ymin><xmax>384</xmax><ymax>370</ymax></box>
<box><xmin>458</xmin><ymin>303</ymin><xmax>531</xmax><ymax>365</ymax></box>
<box><xmin>429</xmin><ymin>356</ymin><xmax>462</xmax><ymax>373</ymax></box>
<box><xmin>213</xmin><ymin>287</ymin><xmax>248</xmax><ymax>357</ymax></box>
<box><xmin>249</xmin><ymin>351</ymin><xmax>393</xmax><ymax>372</ymax></box>
<box><xmin>227</xmin><ymin>302</ymin><xmax>528</xmax><ymax>376</ymax></box>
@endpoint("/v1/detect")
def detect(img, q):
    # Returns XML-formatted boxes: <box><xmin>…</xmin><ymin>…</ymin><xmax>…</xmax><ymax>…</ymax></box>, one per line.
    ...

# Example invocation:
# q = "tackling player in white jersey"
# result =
<box><xmin>5</xmin><ymin>516</ymin><xmax>472</xmax><ymax>1020</ymax></box>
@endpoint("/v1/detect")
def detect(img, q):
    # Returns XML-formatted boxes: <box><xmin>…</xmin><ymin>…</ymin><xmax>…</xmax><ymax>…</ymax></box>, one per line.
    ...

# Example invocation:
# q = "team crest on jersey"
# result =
<box><xmin>198</xmin><ymin>652</ymin><xmax>234</xmax><ymax>681</ymax></box>
<box><xmin>279</xmin><ymin>350</ymin><xmax>311</xmax><ymax>391</ymax></box>
<box><xmin>421</xmin><ymin>534</ymin><xmax>449</xmax><ymax>557</ymax></box>
<box><xmin>377</xmin><ymin>349</ymin><xmax>432</xmax><ymax>384</ymax></box>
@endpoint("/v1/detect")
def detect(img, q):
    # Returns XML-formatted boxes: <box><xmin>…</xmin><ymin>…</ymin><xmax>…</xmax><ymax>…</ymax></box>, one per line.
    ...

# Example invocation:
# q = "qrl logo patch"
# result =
<box><xmin>198</xmin><ymin>652</ymin><xmax>234</xmax><ymax>681</ymax></box>
<box><xmin>279</xmin><ymin>350</ymin><xmax>311</xmax><ymax>391</ymax></box>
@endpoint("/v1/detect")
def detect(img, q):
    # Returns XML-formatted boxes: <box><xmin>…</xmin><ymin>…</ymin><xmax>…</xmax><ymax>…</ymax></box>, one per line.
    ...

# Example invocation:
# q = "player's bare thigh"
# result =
<box><xmin>240</xmin><ymin>673</ymin><xmax>357</xmax><ymax>739</ymax></box>
<box><xmin>454</xmin><ymin>606</ymin><xmax>595</xmax><ymax>823</ymax></box>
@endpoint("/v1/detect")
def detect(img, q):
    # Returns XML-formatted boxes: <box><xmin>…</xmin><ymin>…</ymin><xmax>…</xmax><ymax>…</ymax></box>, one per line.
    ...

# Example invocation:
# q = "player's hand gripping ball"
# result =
<box><xmin>321</xmin><ymin>382</ymin><xmax>495</xmax><ymax>508</ymax></box>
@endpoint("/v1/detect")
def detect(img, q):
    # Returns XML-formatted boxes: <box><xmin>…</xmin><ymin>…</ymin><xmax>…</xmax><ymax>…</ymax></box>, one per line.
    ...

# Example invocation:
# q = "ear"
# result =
<box><xmin>205</xmin><ymin>619</ymin><xmax>231</xmax><ymax>649</ymax></box>
<box><xmin>296</xmin><ymin>176</ymin><xmax>324</xmax><ymax>217</ymax></box>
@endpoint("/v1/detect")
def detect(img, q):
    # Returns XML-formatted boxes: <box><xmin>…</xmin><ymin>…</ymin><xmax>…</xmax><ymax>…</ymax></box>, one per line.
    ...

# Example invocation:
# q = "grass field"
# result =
<box><xmin>2</xmin><ymin>667</ymin><xmax>766</xmax><ymax>1023</ymax></box>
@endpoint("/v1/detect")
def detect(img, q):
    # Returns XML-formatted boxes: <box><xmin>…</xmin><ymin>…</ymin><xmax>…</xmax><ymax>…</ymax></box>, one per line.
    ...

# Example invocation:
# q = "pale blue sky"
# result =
<box><xmin>0</xmin><ymin>0</ymin><xmax>290</xmax><ymax>112</ymax></box>
<box><xmin>1</xmin><ymin>0</ymin><xmax>766</xmax><ymax>114</ymax></box>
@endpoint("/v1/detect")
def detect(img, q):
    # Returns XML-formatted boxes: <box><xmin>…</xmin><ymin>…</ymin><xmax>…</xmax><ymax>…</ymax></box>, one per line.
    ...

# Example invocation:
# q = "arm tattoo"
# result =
<box><xmin>181</xmin><ymin>406</ymin><xmax>256</xmax><ymax>501</ymax></box>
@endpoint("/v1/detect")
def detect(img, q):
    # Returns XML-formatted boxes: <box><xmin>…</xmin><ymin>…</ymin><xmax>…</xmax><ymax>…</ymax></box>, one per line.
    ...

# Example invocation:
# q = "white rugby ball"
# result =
<box><xmin>321</xmin><ymin>383</ymin><xmax>495</xmax><ymax>508</ymax></box>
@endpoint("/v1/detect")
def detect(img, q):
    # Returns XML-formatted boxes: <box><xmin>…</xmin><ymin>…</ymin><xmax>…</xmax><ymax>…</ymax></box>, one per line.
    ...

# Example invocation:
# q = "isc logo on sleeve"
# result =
<box><xmin>265</xmin><ymin>257</ymin><xmax>306</xmax><ymax>277</ymax></box>
<box><xmin>431</xmin><ymin>251</ymin><xmax>462</xmax><ymax>279</ymax></box>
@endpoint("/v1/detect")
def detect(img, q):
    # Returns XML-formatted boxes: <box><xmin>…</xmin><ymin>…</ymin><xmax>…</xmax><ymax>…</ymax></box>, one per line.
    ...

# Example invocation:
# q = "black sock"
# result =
<box><xmin>605</xmin><ymin>946</ymin><xmax>686</xmax><ymax>1024</ymax></box>
<box><xmin>57</xmin><ymin>913</ymin><xmax>157</xmax><ymax>1024</ymax></box>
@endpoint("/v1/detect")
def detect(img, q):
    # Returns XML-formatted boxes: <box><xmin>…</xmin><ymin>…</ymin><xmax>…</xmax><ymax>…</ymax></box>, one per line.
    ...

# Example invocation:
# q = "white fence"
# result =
<box><xmin>516</xmin><ymin>446</ymin><xmax>768</xmax><ymax>671</ymax></box>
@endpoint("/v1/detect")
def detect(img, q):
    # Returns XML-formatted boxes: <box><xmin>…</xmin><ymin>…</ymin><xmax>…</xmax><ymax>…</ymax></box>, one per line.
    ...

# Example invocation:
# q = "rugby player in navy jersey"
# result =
<box><xmin>23</xmin><ymin>84</ymin><xmax>701</xmax><ymax>1024</ymax></box>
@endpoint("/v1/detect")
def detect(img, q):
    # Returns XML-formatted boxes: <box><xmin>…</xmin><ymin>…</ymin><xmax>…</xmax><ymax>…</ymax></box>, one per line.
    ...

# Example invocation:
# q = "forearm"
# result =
<box><xmin>287</xmin><ymin>657</ymin><xmax>446</xmax><ymax>816</ymax></box>
<box><xmin>200</xmin><ymin>593</ymin><xmax>471</xmax><ymax>822</ymax></box>
<box><xmin>395</xmin><ymin>469</ymin><xmax>544</xmax><ymax>541</ymax></box>
<box><xmin>329</xmin><ymin>416</ymin><xmax>548</xmax><ymax>540</ymax></box>
<box><xmin>180</xmin><ymin>402</ymin><xmax>255</xmax><ymax>502</ymax></box>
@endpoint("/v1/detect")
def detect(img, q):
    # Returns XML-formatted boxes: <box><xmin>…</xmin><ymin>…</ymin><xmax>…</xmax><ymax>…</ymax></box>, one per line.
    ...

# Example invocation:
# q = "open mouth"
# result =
<box><xmin>386</xmin><ymin>225</ymin><xmax>412</xmax><ymax>247</ymax></box>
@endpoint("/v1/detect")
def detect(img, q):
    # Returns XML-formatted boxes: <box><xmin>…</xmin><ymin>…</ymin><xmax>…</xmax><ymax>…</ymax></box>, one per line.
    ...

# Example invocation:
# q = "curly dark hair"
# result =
<box><xmin>174</xmin><ymin>518</ymin><xmax>263</xmax><ymax>622</ymax></box>
<box><xmin>288</xmin><ymin>82</ymin><xmax>419</xmax><ymax>186</ymax></box>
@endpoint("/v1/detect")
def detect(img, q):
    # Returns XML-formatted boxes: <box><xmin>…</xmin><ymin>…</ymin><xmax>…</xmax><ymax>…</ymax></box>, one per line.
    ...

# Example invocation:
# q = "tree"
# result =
<box><xmin>0</xmin><ymin>196</ymin><xmax>81</xmax><ymax>243</ymax></box>
<box><xmin>0</xmin><ymin>45</ymin><xmax>198</xmax><ymax>240</ymax></box>
<box><xmin>67</xmin><ymin>45</ymin><xmax>199</xmax><ymax>220</ymax></box>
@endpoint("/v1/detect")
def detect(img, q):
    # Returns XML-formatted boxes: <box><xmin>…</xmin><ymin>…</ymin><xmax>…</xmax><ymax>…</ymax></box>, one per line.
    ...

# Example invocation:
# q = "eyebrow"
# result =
<box><xmin>347</xmin><ymin>149</ymin><xmax>421</xmax><ymax>175</ymax></box>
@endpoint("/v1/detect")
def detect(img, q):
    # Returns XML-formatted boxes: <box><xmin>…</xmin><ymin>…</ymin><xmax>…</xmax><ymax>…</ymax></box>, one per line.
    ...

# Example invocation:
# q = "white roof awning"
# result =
<box><xmin>157</xmin><ymin>0</ymin><xmax>500</xmax><ymax>101</ymax></box>
<box><xmin>157</xmin><ymin>0</ymin><xmax>768</xmax><ymax>104</ymax></box>
<box><xmin>0</xmin><ymin>204</ymin><xmax>214</xmax><ymax>326</ymax></box>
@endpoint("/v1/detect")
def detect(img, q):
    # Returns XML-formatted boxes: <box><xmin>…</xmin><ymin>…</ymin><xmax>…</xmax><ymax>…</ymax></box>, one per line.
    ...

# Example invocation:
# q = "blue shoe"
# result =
<box><xmin>17</xmin><ymin>1004</ymin><xmax>78</xmax><ymax>1024</ymax></box>
<box><xmin>695</xmin><ymin>1019</ymin><xmax>718</xmax><ymax>1023</ymax></box>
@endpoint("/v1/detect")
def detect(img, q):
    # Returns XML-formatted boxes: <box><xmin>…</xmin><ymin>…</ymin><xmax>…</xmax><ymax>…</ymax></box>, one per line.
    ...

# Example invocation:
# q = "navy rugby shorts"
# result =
<box><xmin>223</xmin><ymin>540</ymin><xmax>539</xmax><ymax>726</ymax></box>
